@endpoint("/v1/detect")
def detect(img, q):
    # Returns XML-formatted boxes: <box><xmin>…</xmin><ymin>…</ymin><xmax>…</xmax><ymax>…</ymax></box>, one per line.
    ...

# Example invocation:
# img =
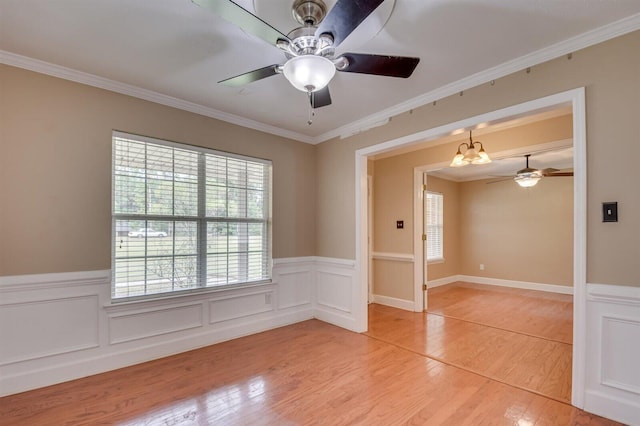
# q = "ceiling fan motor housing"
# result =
<box><xmin>292</xmin><ymin>0</ymin><xmax>327</xmax><ymax>26</ymax></box>
<box><xmin>286</xmin><ymin>26</ymin><xmax>334</xmax><ymax>58</ymax></box>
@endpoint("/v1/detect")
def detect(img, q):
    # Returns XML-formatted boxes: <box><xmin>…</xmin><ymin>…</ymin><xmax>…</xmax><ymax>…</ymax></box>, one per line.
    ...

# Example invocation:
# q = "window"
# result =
<box><xmin>112</xmin><ymin>132</ymin><xmax>271</xmax><ymax>300</ymax></box>
<box><xmin>425</xmin><ymin>191</ymin><xmax>443</xmax><ymax>262</ymax></box>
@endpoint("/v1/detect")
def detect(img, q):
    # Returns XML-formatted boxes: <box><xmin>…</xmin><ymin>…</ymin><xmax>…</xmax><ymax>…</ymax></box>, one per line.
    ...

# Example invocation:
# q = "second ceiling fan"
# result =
<box><xmin>192</xmin><ymin>0</ymin><xmax>420</xmax><ymax>109</ymax></box>
<box><xmin>488</xmin><ymin>154</ymin><xmax>574</xmax><ymax>188</ymax></box>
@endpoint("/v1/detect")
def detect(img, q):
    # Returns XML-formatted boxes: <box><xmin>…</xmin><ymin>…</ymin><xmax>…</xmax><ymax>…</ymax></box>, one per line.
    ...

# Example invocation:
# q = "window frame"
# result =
<box><xmin>425</xmin><ymin>191</ymin><xmax>444</xmax><ymax>264</ymax></box>
<box><xmin>111</xmin><ymin>131</ymin><xmax>272</xmax><ymax>302</ymax></box>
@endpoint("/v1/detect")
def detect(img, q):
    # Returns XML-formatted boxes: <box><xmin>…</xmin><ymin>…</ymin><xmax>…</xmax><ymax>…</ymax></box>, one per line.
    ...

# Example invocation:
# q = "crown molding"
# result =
<box><xmin>2</xmin><ymin>12</ymin><xmax>638</xmax><ymax>146</ymax></box>
<box><xmin>314</xmin><ymin>12</ymin><xmax>640</xmax><ymax>144</ymax></box>
<box><xmin>0</xmin><ymin>51</ymin><xmax>315</xmax><ymax>144</ymax></box>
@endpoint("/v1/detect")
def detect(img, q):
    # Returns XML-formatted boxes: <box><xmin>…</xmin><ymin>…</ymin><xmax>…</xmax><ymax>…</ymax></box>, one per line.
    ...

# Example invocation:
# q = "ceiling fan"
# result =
<box><xmin>487</xmin><ymin>154</ymin><xmax>574</xmax><ymax>187</ymax></box>
<box><xmin>192</xmin><ymin>0</ymin><xmax>420</xmax><ymax>111</ymax></box>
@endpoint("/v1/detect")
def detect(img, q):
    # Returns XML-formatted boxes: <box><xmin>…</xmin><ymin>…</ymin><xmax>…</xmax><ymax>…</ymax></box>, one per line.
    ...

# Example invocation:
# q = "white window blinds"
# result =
<box><xmin>112</xmin><ymin>132</ymin><xmax>271</xmax><ymax>300</ymax></box>
<box><xmin>425</xmin><ymin>191</ymin><xmax>443</xmax><ymax>262</ymax></box>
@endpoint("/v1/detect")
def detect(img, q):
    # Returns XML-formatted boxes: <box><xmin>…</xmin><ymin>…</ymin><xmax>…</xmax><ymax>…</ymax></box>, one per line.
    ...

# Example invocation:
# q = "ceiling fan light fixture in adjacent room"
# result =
<box><xmin>514</xmin><ymin>171</ymin><xmax>543</xmax><ymax>187</ymax></box>
<box><xmin>282</xmin><ymin>55</ymin><xmax>336</xmax><ymax>92</ymax></box>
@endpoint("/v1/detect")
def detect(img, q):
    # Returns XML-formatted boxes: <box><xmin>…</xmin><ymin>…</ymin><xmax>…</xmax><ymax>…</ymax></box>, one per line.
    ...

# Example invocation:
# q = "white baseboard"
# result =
<box><xmin>371</xmin><ymin>294</ymin><xmax>414</xmax><ymax>311</ymax></box>
<box><xmin>457</xmin><ymin>275</ymin><xmax>574</xmax><ymax>294</ymax></box>
<box><xmin>427</xmin><ymin>275</ymin><xmax>459</xmax><ymax>289</ymax></box>
<box><xmin>584</xmin><ymin>390</ymin><xmax>640</xmax><ymax>426</ymax></box>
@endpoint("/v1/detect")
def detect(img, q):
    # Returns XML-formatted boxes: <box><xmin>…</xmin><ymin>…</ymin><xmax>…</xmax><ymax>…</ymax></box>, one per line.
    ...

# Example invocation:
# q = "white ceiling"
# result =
<box><xmin>2</xmin><ymin>1</ymin><xmax>639</xmax><ymax>143</ymax></box>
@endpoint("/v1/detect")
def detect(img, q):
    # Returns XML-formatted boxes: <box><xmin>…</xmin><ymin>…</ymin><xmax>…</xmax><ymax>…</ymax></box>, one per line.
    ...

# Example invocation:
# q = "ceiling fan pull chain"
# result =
<box><xmin>307</xmin><ymin>91</ymin><xmax>315</xmax><ymax>125</ymax></box>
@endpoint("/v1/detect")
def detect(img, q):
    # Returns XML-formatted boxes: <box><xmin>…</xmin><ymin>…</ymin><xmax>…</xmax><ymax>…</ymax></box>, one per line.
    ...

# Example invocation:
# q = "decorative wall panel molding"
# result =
<box><xmin>0</xmin><ymin>257</ymin><xmax>357</xmax><ymax>396</ymax></box>
<box><xmin>209</xmin><ymin>290</ymin><xmax>274</xmax><ymax>324</ymax></box>
<box><xmin>584</xmin><ymin>283</ymin><xmax>640</xmax><ymax>426</ymax></box>
<box><xmin>0</xmin><ymin>295</ymin><xmax>99</xmax><ymax>365</ymax></box>
<box><xmin>109</xmin><ymin>302</ymin><xmax>204</xmax><ymax>344</ymax></box>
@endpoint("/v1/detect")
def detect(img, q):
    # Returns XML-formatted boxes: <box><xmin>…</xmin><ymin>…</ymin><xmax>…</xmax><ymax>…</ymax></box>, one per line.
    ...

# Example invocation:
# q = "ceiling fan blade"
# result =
<box><xmin>337</xmin><ymin>53</ymin><xmax>420</xmax><ymax>78</ymax></box>
<box><xmin>485</xmin><ymin>177</ymin><xmax>514</xmax><ymax>184</ymax></box>
<box><xmin>544</xmin><ymin>172</ymin><xmax>574</xmax><ymax>177</ymax></box>
<box><xmin>541</xmin><ymin>168</ymin><xmax>559</xmax><ymax>174</ymax></box>
<box><xmin>316</xmin><ymin>0</ymin><xmax>385</xmax><ymax>47</ymax></box>
<box><xmin>310</xmin><ymin>87</ymin><xmax>332</xmax><ymax>108</ymax></box>
<box><xmin>219</xmin><ymin>64</ymin><xmax>281</xmax><ymax>86</ymax></box>
<box><xmin>192</xmin><ymin>0</ymin><xmax>290</xmax><ymax>47</ymax></box>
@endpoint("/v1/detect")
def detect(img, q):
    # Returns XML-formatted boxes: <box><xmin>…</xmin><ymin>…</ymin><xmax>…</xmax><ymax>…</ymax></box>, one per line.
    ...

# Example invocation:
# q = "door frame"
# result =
<box><xmin>415</xmin><ymin>137</ymin><xmax>574</xmax><ymax>312</ymax></box>
<box><xmin>355</xmin><ymin>87</ymin><xmax>587</xmax><ymax>408</ymax></box>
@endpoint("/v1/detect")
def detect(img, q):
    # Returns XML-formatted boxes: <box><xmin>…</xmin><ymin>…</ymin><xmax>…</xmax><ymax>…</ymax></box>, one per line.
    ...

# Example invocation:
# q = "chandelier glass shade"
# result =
<box><xmin>282</xmin><ymin>55</ymin><xmax>336</xmax><ymax>92</ymax></box>
<box><xmin>450</xmin><ymin>131</ymin><xmax>491</xmax><ymax>167</ymax></box>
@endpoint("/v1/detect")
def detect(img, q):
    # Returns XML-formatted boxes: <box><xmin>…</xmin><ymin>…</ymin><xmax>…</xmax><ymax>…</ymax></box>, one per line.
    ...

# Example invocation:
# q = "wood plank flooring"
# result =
<box><xmin>1</xmin><ymin>318</ymin><xmax>617</xmax><ymax>425</ymax></box>
<box><xmin>366</xmin><ymin>282</ymin><xmax>574</xmax><ymax>403</ymax></box>
<box><xmin>428</xmin><ymin>282</ymin><xmax>573</xmax><ymax>344</ymax></box>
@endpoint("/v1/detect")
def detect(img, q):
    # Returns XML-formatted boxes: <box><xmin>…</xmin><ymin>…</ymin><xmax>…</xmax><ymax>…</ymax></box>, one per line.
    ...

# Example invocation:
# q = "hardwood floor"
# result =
<box><xmin>366</xmin><ymin>282</ymin><xmax>574</xmax><ymax>403</ymax></box>
<box><xmin>428</xmin><ymin>282</ymin><xmax>573</xmax><ymax>344</ymax></box>
<box><xmin>1</xmin><ymin>313</ymin><xmax>617</xmax><ymax>424</ymax></box>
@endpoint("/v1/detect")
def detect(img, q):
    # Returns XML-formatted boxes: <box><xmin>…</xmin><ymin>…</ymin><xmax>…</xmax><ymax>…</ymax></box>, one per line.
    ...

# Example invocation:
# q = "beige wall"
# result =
<box><xmin>459</xmin><ymin>177</ymin><xmax>573</xmax><ymax>286</ymax></box>
<box><xmin>371</xmin><ymin>117</ymin><xmax>572</xmax><ymax>298</ymax></box>
<box><xmin>317</xmin><ymin>30</ymin><xmax>640</xmax><ymax>287</ymax></box>
<box><xmin>373</xmin><ymin>259</ymin><xmax>414</xmax><ymax>300</ymax></box>
<box><xmin>0</xmin><ymin>65</ymin><xmax>317</xmax><ymax>275</ymax></box>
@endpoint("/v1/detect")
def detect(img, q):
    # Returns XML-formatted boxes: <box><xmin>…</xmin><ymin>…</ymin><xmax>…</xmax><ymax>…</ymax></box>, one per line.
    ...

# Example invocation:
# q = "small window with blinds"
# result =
<box><xmin>112</xmin><ymin>132</ymin><xmax>271</xmax><ymax>300</ymax></box>
<box><xmin>425</xmin><ymin>191</ymin><xmax>444</xmax><ymax>263</ymax></box>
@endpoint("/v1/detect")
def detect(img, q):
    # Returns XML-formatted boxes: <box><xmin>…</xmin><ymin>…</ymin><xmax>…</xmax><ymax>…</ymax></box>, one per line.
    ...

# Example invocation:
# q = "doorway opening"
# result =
<box><xmin>355</xmin><ymin>88</ymin><xmax>586</xmax><ymax>408</ymax></box>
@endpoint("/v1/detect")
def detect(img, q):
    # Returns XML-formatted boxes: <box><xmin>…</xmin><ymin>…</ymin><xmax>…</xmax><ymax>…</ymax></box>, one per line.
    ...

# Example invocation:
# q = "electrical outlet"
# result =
<box><xmin>265</xmin><ymin>293</ymin><xmax>272</xmax><ymax>305</ymax></box>
<box><xmin>479</xmin><ymin>264</ymin><xmax>485</xmax><ymax>271</ymax></box>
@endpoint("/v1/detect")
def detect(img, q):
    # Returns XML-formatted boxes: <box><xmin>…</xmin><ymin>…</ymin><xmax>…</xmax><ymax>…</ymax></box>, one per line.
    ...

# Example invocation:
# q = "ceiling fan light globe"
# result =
<box><xmin>282</xmin><ymin>55</ymin><xmax>336</xmax><ymax>93</ymax></box>
<box><xmin>514</xmin><ymin>172</ymin><xmax>542</xmax><ymax>188</ymax></box>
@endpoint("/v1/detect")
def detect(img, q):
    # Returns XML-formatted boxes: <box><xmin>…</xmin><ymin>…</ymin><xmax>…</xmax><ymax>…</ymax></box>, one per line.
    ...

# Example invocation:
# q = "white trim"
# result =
<box><xmin>584</xmin><ymin>282</ymin><xmax>640</xmax><ymax>426</ymax></box>
<box><xmin>314</xmin><ymin>256</ymin><xmax>356</xmax><ymax>267</ymax></box>
<box><xmin>0</xmin><ymin>51</ymin><xmax>314</xmax><ymax>145</ymax></box>
<box><xmin>413</xmin><ymin>168</ymin><xmax>425</xmax><ymax>311</ymax></box>
<box><xmin>427</xmin><ymin>275</ymin><xmax>458</xmax><ymax>289</ymax></box>
<box><xmin>272</xmin><ymin>257</ymin><xmax>316</xmax><ymax>266</ymax></box>
<box><xmin>371</xmin><ymin>294</ymin><xmax>414</xmax><ymax>311</ymax></box>
<box><xmin>587</xmin><ymin>283</ymin><xmax>640</xmax><ymax>306</ymax></box>
<box><xmin>322</xmin><ymin>13</ymin><xmax>640</xmax><ymax>143</ymax></box>
<box><xmin>371</xmin><ymin>252</ymin><xmax>414</xmax><ymax>262</ymax></box>
<box><xmin>572</xmin><ymin>87</ymin><xmax>588</xmax><ymax>409</ymax></box>
<box><xmin>0</xmin><ymin>270</ymin><xmax>110</xmax><ymax>291</ymax></box>
<box><xmin>457</xmin><ymin>275</ymin><xmax>574</xmax><ymax>295</ymax></box>
<box><xmin>355</xmin><ymin>87</ymin><xmax>587</xmax><ymax>409</ymax></box>
<box><xmin>3</xmin><ymin>14</ymin><xmax>639</xmax><ymax>145</ymax></box>
<box><xmin>584</xmin><ymin>390</ymin><xmax>640</xmax><ymax>426</ymax></box>
<box><xmin>355</xmin><ymin>154</ymin><xmax>369</xmax><ymax>332</ymax></box>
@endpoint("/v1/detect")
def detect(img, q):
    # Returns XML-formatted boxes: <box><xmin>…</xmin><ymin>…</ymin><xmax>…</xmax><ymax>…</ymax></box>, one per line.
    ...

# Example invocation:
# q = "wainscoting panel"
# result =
<box><xmin>584</xmin><ymin>283</ymin><xmax>640</xmax><ymax>426</ymax></box>
<box><xmin>273</xmin><ymin>259</ymin><xmax>314</xmax><ymax>310</ymax></box>
<box><xmin>314</xmin><ymin>258</ymin><xmax>357</xmax><ymax>331</ymax></box>
<box><xmin>0</xmin><ymin>295</ymin><xmax>99</xmax><ymax>365</ymax></box>
<box><xmin>0</xmin><ymin>257</ymin><xmax>358</xmax><ymax>396</ymax></box>
<box><xmin>209</xmin><ymin>290</ymin><xmax>274</xmax><ymax>324</ymax></box>
<box><xmin>109</xmin><ymin>302</ymin><xmax>204</xmax><ymax>344</ymax></box>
